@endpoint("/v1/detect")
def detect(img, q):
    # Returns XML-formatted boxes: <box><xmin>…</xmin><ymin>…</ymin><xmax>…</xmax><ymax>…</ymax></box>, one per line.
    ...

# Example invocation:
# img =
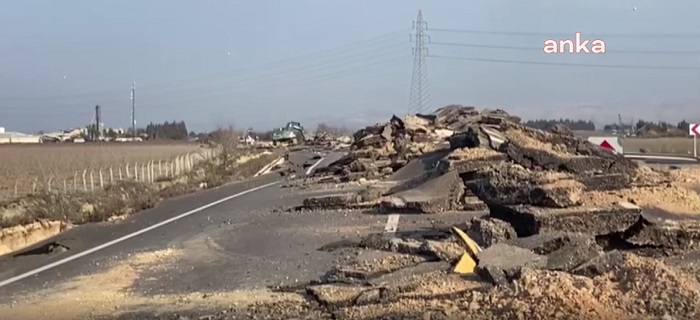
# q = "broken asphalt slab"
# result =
<box><xmin>380</xmin><ymin>170</ymin><xmax>464</xmax><ymax>214</ymax></box>
<box><xmin>488</xmin><ymin>202</ymin><xmax>642</xmax><ymax>237</ymax></box>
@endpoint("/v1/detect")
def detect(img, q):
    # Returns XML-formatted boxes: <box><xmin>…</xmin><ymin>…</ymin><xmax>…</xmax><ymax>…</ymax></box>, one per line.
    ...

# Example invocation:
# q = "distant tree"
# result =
<box><xmin>145</xmin><ymin>120</ymin><xmax>189</xmax><ymax>140</ymax></box>
<box><xmin>315</xmin><ymin>122</ymin><xmax>354</xmax><ymax>135</ymax></box>
<box><xmin>524</xmin><ymin>118</ymin><xmax>595</xmax><ymax>131</ymax></box>
<box><xmin>106</xmin><ymin>128</ymin><xmax>117</xmax><ymax>139</ymax></box>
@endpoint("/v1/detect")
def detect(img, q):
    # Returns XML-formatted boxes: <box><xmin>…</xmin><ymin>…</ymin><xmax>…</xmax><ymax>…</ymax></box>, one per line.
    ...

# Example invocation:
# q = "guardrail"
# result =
<box><xmin>622</xmin><ymin>153</ymin><xmax>700</xmax><ymax>163</ymax></box>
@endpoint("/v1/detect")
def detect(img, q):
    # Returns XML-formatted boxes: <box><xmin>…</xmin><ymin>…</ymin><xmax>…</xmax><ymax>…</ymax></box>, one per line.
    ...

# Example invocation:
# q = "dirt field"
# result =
<box><xmin>0</xmin><ymin>142</ymin><xmax>202</xmax><ymax>200</ymax></box>
<box><xmin>620</xmin><ymin>137</ymin><xmax>696</xmax><ymax>155</ymax></box>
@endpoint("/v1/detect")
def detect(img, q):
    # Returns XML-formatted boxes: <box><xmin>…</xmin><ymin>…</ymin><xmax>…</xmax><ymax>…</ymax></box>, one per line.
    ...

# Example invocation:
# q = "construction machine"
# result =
<box><xmin>271</xmin><ymin>121</ymin><xmax>306</xmax><ymax>146</ymax></box>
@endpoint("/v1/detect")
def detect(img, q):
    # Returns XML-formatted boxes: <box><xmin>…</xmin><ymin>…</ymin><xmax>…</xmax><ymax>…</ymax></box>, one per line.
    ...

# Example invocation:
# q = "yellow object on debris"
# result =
<box><xmin>453</xmin><ymin>252</ymin><xmax>477</xmax><ymax>274</ymax></box>
<box><xmin>451</xmin><ymin>226</ymin><xmax>482</xmax><ymax>258</ymax></box>
<box><xmin>450</xmin><ymin>226</ymin><xmax>484</xmax><ymax>274</ymax></box>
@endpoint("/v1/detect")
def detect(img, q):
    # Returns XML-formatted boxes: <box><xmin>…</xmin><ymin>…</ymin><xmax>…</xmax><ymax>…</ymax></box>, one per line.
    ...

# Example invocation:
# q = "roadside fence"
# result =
<box><xmin>8</xmin><ymin>148</ymin><xmax>217</xmax><ymax>199</ymax></box>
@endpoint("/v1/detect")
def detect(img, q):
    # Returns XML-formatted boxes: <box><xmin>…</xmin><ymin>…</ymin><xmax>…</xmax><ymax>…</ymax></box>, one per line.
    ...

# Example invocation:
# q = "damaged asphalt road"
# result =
<box><xmin>0</xmin><ymin>150</ymin><xmax>394</xmax><ymax>308</ymax></box>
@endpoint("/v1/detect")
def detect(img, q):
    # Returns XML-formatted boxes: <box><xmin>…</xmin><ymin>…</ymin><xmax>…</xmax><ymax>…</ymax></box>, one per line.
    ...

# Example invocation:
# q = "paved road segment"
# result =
<box><xmin>0</xmin><ymin>150</ymin><xmax>361</xmax><ymax>301</ymax></box>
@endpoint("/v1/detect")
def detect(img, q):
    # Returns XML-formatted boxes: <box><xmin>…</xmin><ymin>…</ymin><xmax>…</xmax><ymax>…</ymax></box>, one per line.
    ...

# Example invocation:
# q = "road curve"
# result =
<box><xmin>0</xmin><ymin>150</ymin><xmax>379</xmax><ymax>315</ymax></box>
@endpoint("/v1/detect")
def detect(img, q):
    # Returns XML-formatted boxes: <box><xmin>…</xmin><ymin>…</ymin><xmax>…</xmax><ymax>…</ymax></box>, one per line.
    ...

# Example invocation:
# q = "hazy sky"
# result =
<box><xmin>1</xmin><ymin>0</ymin><xmax>699</xmax><ymax>133</ymax></box>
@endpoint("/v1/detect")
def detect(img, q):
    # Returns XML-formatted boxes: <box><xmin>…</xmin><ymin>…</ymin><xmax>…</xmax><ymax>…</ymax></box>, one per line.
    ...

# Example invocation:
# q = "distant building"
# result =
<box><xmin>0</xmin><ymin>130</ymin><xmax>42</xmax><ymax>144</ymax></box>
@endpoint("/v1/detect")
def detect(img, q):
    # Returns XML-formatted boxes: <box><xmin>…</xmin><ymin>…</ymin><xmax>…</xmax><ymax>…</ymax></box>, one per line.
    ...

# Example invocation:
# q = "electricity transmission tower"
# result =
<box><xmin>408</xmin><ymin>10</ymin><xmax>430</xmax><ymax>115</ymax></box>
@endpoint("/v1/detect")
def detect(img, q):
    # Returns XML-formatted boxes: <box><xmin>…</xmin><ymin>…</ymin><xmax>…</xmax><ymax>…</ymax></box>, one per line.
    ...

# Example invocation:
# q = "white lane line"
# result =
<box><xmin>384</xmin><ymin>214</ymin><xmax>400</xmax><ymax>233</ymax></box>
<box><xmin>305</xmin><ymin>156</ymin><xmax>325</xmax><ymax>175</ymax></box>
<box><xmin>254</xmin><ymin>157</ymin><xmax>285</xmax><ymax>177</ymax></box>
<box><xmin>0</xmin><ymin>180</ymin><xmax>281</xmax><ymax>289</ymax></box>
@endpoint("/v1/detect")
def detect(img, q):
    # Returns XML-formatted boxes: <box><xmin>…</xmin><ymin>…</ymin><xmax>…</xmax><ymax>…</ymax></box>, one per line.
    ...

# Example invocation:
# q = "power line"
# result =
<box><xmin>108</xmin><ymin>46</ymin><xmax>409</xmax><ymax>105</ymax></box>
<box><xmin>1</xmin><ymin>53</ymin><xmax>412</xmax><ymax>118</ymax></box>
<box><xmin>139</xmin><ymin>54</ymin><xmax>412</xmax><ymax>110</ymax></box>
<box><xmin>428</xmin><ymin>28</ymin><xmax>700</xmax><ymax>39</ymax></box>
<box><xmin>429</xmin><ymin>41</ymin><xmax>700</xmax><ymax>55</ymax></box>
<box><xmin>428</xmin><ymin>54</ymin><xmax>700</xmax><ymax>70</ymax></box>
<box><xmin>0</xmin><ymin>47</ymin><xmax>411</xmax><ymax>116</ymax></box>
<box><xmin>0</xmin><ymin>39</ymin><xmax>409</xmax><ymax>112</ymax></box>
<box><xmin>137</xmin><ymin>29</ymin><xmax>411</xmax><ymax>90</ymax></box>
<box><xmin>134</xmin><ymin>41</ymin><xmax>409</xmax><ymax>100</ymax></box>
<box><xmin>0</xmin><ymin>29</ymin><xmax>411</xmax><ymax>102</ymax></box>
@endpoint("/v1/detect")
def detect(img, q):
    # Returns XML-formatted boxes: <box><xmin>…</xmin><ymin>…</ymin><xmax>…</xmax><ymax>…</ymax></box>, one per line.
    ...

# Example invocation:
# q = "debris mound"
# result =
<box><xmin>283</xmin><ymin>104</ymin><xmax>700</xmax><ymax>318</ymax></box>
<box><xmin>312</xmin><ymin>105</ymin><xmax>519</xmax><ymax>182</ymax></box>
<box><xmin>309</xmin><ymin>132</ymin><xmax>352</xmax><ymax>150</ymax></box>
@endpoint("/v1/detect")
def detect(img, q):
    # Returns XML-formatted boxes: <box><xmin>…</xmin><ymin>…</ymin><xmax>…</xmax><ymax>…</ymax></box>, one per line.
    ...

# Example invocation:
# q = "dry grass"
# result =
<box><xmin>0</xmin><ymin>142</ymin><xmax>202</xmax><ymax>201</ymax></box>
<box><xmin>0</xmin><ymin>150</ymin><xmax>281</xmax><ymax>228</ymax></box>
<box><xmin>620</xmin><ymin>137</ymin><xmax>696</xmax><ymax>155</ymax></box>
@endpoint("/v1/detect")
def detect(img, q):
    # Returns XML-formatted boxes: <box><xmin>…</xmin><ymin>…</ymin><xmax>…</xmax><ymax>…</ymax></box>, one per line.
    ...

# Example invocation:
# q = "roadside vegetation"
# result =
<box><xmin>0</xmin><ymin>126</ymin><xmax>281</xmax><ymax>229</ymax></box>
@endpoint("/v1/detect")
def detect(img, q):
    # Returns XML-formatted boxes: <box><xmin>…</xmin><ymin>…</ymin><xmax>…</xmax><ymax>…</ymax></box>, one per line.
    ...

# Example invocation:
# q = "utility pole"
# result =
<box><xmin>131</xmin><ymin>82</ymin><xmax>136</xmax><ymax>140</ymax></box>
<box><xmin>95</xmin><ymin>105</ymin><xmax>101</xmax><ymax>141</ymax></box>
<box><xmin>408</xmin><ymin>9</ymin><xmax>430</xmax><ymax>115</ymax></box>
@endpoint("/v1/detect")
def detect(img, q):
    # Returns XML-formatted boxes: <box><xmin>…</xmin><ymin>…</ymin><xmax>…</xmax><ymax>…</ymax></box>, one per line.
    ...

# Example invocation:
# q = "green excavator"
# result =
<box><xmin>271</xmin><ymin>121</ymin><xmax>306</xmax><ymax>146</ymax></box>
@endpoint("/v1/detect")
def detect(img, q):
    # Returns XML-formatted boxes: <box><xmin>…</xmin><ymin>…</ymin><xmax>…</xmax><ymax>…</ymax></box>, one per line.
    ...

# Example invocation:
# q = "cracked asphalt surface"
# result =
<box><xmin>1</xmin><ymin>147</ymin><xmax>694</xmax><ymax>319</ymax></box>
<box><xmin>0</xmin><ymin>151</ymin><xmax>359</xmax><ymax>313</ymax></box>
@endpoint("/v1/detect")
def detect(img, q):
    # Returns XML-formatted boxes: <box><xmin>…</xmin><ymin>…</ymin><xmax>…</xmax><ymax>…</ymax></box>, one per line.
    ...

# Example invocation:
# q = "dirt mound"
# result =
<box><xmin>230</xmin><ymin>247</ymin><xmax>700</xmax><ymax>320</ymax></box>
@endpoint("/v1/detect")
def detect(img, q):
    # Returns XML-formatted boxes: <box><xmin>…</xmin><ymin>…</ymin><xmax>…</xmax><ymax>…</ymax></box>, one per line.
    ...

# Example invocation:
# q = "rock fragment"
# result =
<box><xmin>466</xmin><ymin>217</ymin><xmax>517</xmax><ymax>248</ymax></box>
<box><xmin>380</xmin><ymin>170</ymin><xmax>464</xmax><ymax>213</ymax></box>
<box><xmin>475</xmin><ymin>243</ymin><xmax>548</xmax><ymax>285</ymax></box>
<box><xmin>419</xmin><ymin>240</ymin><xmax>464</xmax><ymax>263</ymax></box>
<box><xmin>302</xmin><ymin>193</ymin><xmax>361</xmax><ymax>209</ymax></box>
<box><xmin>489</xmin><ymin>202</ymin><xmax>642</xmax><ymax>237</ymax></box>
<box><xmin>571</xmin><ymin>250</ymin><xmax>627</xmax><ymax>277</ymax></box>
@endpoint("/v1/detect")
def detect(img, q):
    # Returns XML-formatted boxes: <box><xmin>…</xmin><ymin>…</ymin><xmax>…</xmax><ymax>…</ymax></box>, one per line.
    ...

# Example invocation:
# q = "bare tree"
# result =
<box><xmin>211</xmin><ymin>125</ymin><xmax>240</xmax><ymax>171</ymax></box>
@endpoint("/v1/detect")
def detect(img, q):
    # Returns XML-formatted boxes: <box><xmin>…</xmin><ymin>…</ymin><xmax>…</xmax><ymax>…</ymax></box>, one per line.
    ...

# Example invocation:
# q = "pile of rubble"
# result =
<box><xmin>234</xmin><ymin>220</ymin><xmax>700</xmax><ymax>319</ymax></box>
<box><xmin>312</xmin><ymin>105</ymin><xmax>520</xmax><ymax>182</ymax></box>
<box><xmin>271</xmin><ymin>104</ymin><xmax>700</xmax><ymax>318</ymax></box>
<box><xmin>309</xmin><ymin>132</ymin><xmax>353</xmax><ymax>150</ymax></box>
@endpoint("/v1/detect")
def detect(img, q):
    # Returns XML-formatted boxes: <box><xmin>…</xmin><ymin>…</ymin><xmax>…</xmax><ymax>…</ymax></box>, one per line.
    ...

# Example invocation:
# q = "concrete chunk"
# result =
<box><xmin>381</xmin><ymin>171</ymin><xmax>464</xmax><ymax>213</ymax></box>
<box><xmin>571</xmin><ymin>250</ymin><xmax>627</xmax><ymax>277</ymax></box>
<box><xmin>475</xmin><ymin>243</ymin><xmax>548</xmax><ymax>285</ymax></box>
<box><xmin>387</xmin><ymin>238</ymin><xmax>423</xmax><ymax>255</ymax></box>
<box><xmin>545</xmin><ymin>237</ymin><xmax>603</xmax><ymax>271</ymax></box>
<box><xmin>504</xmin><ymin>231</ymin><xmax>594</xmax><ymax>255</ymax></box>
<box><xmin>303</xmin><ymin>193</ymin><xmax>361</xmax><ymax>209</ymax></box>
<box><xmin>489</xmin><ymin>202</ymin><xmax>642</xmax><ymax>237</ymax></box>
<box><xmin>624</xmin><ymin>213</ymin><xmax>700</xmax><ymax>251</ymax></box>
<box><xmin>467</xmin><ymin>217</ymin><xmax>517</xmax><ymax>248</ymax></box>
<box><xmin>306</xmin><ymin>284</ymin><xmax>366</xmax><ymax>308</ymax></box>
<box><xmin>419</xmin><ymin>240</ymin><xmax>464</xmax><ymax>263</ymax></box>
<box><xmin>462</xmin><ymin>196</ymin><xmax>488</xmax><ymax>211</ymax></box>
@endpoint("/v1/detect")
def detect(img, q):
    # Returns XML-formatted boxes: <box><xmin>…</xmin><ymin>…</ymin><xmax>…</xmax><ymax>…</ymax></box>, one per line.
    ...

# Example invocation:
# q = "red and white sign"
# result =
<box><xmin>587</xmin><ymin>136</ymin><xmax>623</xmax><ymax>154</ymax></box>
<box><xmin>599</xmin><ymin>140</ymin><xmax>615</xmax><ymax>152</ymax></box>
<box><xmin>690</xmin><ymin>123</ymin><xmax>700</xmax><ymax>136</ymax></box>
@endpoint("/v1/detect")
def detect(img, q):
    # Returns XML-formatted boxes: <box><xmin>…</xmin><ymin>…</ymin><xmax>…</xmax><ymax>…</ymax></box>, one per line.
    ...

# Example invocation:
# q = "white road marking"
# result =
<box><xmin>254</xmin><ymin>157</ymin><xmax>285</xmax><ymax>177</ymax></box>
<box><xmin>0</xmin><ymin>180</ymin><xmax>281</xmax><ymax>289</ymax></box>
<box><xmin>384</xmin><ymin>214</ymin><xmax>400</xmax><ymax>233</ymax></box>
<box><xmin>305</xmin><ymin>156</ymin><xmax>325</xmax><ymax>175</ymax></box>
